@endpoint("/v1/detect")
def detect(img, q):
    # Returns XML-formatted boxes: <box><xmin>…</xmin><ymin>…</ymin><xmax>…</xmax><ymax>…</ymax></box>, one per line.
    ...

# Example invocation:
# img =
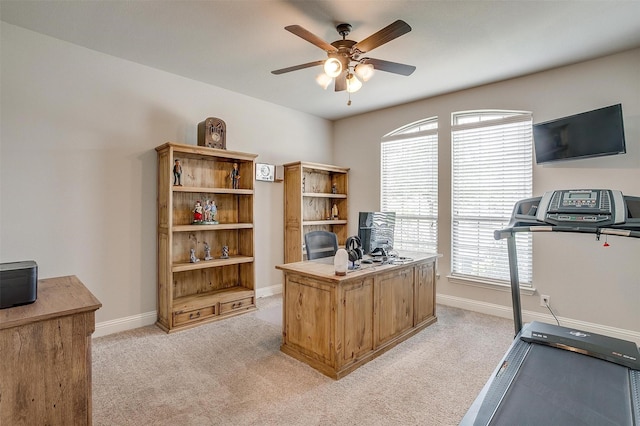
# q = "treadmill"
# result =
<box><xmin>461</xmin><ymin>189</ymin><xmax>640</xmax><ymax>426</ymax></box>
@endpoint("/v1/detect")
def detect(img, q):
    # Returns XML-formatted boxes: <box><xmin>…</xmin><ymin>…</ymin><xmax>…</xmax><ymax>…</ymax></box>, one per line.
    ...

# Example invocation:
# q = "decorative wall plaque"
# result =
<box><xmin>255</xmin><ymin>163</ymin><xmax>275</xmax><ymax>182</ymax></box>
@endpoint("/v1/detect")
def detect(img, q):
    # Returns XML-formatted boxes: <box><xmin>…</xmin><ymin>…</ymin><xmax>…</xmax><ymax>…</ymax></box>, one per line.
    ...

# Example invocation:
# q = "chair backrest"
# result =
<box><xmin>304</xmin><ymin>231</ymin><xmax>339</xmax><ymax>260</ymax></box>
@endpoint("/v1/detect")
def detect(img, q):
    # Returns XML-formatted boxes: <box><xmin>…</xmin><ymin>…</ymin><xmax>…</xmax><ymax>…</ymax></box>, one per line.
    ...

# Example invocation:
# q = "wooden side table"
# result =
<box><xmin>0</xmin><ymin>275</ymin><xmax>102</xmax><ymax>425</ymax></box>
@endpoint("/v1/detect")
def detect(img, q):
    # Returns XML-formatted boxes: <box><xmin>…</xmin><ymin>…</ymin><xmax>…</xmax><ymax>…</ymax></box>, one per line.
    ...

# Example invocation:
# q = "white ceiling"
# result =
<box><xmin>2</xmin><ymin>1</ymin><xmax>640</xmax><ymax>121</ymax></box>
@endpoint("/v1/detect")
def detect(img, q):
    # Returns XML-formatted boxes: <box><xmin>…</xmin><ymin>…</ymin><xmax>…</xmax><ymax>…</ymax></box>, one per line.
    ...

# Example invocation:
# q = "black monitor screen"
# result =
<box><xmin>358</xmin><ymin>212</ymin><xmax>396</xmax><ymax>254</ymax></box>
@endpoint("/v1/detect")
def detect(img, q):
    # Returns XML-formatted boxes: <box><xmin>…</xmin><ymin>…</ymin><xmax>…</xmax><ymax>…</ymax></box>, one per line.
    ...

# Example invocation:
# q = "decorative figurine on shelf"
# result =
<box><xmin>203</xmin><ymin>200</ymin><xmax>218</xmax><ymax>224</ymax></box>
<box><xmin>173</xmin><ymin>159</ymin><xmax>183</xmax><ymax>186</ymax></box>
<box><xmin>230</xmin><ymin>162</ymin><xmax>240</xmax><ymax>189</ymax></box>
<box><xmin>210</xmin><ymin>200</ymin><xmax>218</xmax><ymax>222</ymax></box>
<box><xmin>203</xmin><ymin>242</ymin><xmax>213</xmax><ymax>261</ymax></box>
<box><xmin>332</xmin><ymin>203</ymin><xmax>339</xmax><ymax>219</ymax></box>
<box><xmin>221</xmin><ymin>245</ymin><xmax>229</xmax><ymax>259</ymax></box>
<box><xmin>189</xmin><ymin>248</ymin><xmax>199</xmax><ymax>263</ymax></box>
<box><xmin>332</xmin><ymin>183</ymin><xmax>337</xmax><ymax>194</ymax></box>
<box><xmin>302</xmin><ymin>175</ymin><xmax>306</xmax><ymax>193</ymax></box>
<box><xmin>193</xmin><ymin>200</ymin><xmax>204</xmax><ymax>223</ymax></box>
<box><xmin>203</xmin><ymin>200</ymin><xmax>211</xmax><ymax>222</ymax></box>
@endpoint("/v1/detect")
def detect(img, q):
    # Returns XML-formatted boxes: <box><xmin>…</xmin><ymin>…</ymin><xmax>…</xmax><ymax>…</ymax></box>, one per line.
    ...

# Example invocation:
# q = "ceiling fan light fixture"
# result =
<box><xmin>345</xmin><ymin>73</ymin><xmax>362</xmax><ymax>93</ymax></box>
<box><xmin>324</xmin><ymin>57</ymin><xmax>343</xmax><ymax>78</ymax></box>
<box><xmin>272</xmin><ymin>20</ymin><xmax>415</xmax><ymax>102</ymax></box>
<box><xmin>355</xmin><ymin>63</ymin><xmax>375</xmax><ymax>82</ymax></box>
<box><xmin>315</xmin><ymin>73</ymin><xmax>333</xmax><ymax>90</ymax></box>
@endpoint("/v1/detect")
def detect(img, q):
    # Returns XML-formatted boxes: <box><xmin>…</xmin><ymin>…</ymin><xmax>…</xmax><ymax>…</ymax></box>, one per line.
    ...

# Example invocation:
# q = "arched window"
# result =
<box><xmin>381</xmin><ymin>117</ymin><xmax>438</xmax><ymax>253</ymax></box>
<box><xmin>451</xmin><ymin>110</ymin><xmax>533</xmax><ymax>285</ymax></box>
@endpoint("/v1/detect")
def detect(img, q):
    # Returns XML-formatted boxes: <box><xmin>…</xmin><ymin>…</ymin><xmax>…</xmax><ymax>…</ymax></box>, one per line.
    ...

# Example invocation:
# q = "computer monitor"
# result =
<box><xmin>358</xmin><ymin>212</ymin><xmax>396</xmax><ymax>254</ymax></box>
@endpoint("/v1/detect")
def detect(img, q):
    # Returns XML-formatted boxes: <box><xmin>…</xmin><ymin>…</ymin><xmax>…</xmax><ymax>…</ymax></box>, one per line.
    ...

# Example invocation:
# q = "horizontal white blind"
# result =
<box><xmin>381</xmin><ymin>119</ymin><xmax>438</xmax><ymax>253</ymax></box>
<box><xmin>451</xmin><ymin>111</ymin><xmax>533</xmax><ymax>284</ymax></box>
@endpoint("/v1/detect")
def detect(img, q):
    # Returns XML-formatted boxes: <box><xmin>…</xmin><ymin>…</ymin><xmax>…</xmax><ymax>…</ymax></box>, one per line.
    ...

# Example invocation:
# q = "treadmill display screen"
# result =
<box><xmin>562</xmin><ymin>191</ymin><xmax>597</xmax><ymax>208</ymax></box>
<box><xmin>568</xmin><ymin>192</ymin><xmax>592</xmax><ymax>199</ymax></box>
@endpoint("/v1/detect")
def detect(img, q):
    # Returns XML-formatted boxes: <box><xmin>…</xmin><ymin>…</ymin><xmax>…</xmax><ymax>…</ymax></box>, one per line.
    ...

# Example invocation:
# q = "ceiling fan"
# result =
<box><xmin>271</xmin><ymin>20</ymin><xmax>416</xmax><ymax>94</ymax></box>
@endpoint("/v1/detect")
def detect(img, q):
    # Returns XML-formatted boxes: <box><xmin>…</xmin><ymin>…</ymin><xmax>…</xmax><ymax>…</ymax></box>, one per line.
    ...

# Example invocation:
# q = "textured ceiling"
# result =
<box><xmin>2</xmin><ymin>0</ymin><xmax>640</xmax><ymax>120</ymax></box>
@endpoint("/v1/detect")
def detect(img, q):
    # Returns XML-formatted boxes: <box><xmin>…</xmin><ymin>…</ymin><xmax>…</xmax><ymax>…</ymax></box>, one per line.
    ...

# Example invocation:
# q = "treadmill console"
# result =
<box><xmin>536</xmin><ymin>189</ymin><xmax>626</xmax><ymax>226</ymax></box>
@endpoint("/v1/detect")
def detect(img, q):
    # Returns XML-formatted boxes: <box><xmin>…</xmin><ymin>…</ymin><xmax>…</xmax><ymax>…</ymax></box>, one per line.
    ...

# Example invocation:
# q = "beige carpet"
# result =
<box><xmin>92</xmin><ymin>295</ymin><xmax>513</xmax><ymax>426</ymax></box>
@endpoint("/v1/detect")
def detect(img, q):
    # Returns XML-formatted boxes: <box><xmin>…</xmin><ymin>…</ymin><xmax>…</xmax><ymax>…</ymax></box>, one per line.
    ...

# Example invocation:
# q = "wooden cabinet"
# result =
<box><xmin>277</xmin><ymin>254</ymin><xmax>438</xmax><ymax>379</ymax></box>
<box><xmin>414</xmin><ymin>260</ymin><xmax>436</xmax><ymax>325</ymax></box>
<box><xmin>0</xmin><ymin>275</ymin><xmax>101</xmax><ymax>425</ymax></box>
<box><xmin>341</xmin><ymin>277</ymin><xmax>374</xmax><ymax>364</ymax></box>
<box><xmin>156</xmin><ymin>142</ymin><xmax>257</xmax><ymax>332</ymax></box>
<box><xmin>283</xmin><ymin>161</ymin><xmax>349</xmax><ymax>263</ymax></box>
<box><xmin>375</xmin><ymin>268</ymin><xmax>415</xmax><ymax>346</ymax></box>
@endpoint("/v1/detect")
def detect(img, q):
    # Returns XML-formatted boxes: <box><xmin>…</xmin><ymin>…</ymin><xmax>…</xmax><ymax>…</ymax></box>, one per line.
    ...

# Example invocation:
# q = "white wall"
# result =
<box><xmin>334</xmin><ymin>49</ymin><xmax>640</xmax><ymax>340</ymax></box>
<box><xmin>0</xmin><ymin>23</ymin><xmax>333</xmax><ymax>327</ymax></box>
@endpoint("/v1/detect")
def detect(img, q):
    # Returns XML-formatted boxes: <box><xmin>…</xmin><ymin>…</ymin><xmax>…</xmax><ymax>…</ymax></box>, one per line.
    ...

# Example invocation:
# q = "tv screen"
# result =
<box><xmin>358</xmin><ymin>212</ymin><xmax>396</xmax><ymax>254</ymax></box>
<box><xmin>533</xmin><ymin>104</ymin><xmax>626</xmax><ymax>164</ymax></box>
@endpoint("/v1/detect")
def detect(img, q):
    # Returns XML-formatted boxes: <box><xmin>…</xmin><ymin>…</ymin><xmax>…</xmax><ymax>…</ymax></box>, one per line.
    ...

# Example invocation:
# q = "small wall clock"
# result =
<box><xmin>197</xmin><ymin>117</ymin><xmax>226</xmax><ymax>149</ymax></box>
<box><xmin>255</xmin><ymin>163</ymin><xmax>275</xmax><ymax>182</ymax></box>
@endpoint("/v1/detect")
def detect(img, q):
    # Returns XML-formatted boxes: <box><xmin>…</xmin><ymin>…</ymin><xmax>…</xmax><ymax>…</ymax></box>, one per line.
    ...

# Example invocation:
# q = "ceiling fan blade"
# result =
<box><xmin>354</xmin><ymin>20</ymin><xmax>412</xmax><ymax>53</ymax></box>
<box><xmin>334</xmin><ymin>71</ymin><xmax>347</xmax><ymax>92</ymax></box>
<box><xmin>362</xmin><ymin>58</ymin><xmax>416</xmax><ymax>76</ymax></box>
<box><xmin>271</xmin><ymin>60</ymin><xmax>324</xmax><ymax>75</ymax></box>
<box><xmin>285</xmin><ymin>25</ymin><xmax>338</xmax><ymax>53</ymax></box>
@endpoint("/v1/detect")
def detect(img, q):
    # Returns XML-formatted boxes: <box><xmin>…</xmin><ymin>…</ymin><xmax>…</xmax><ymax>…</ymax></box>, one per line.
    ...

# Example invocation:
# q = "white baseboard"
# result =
<box><xmin>94</xmin><ymin>311</ymin><xmax>157</xmax><ymax>338</ymax></box>
<box><xmin>94</xmin><ymin>285</ymin><xmax>284</xmax><ymax>338</ymax></box>
<box><xmin>256</xmin><ymin>283</ymin><xmax>282</xmax><ymax>298</ymax></box>
<box><xmin>437</xmin><ymin>293</ymin><xmax>640</xmax><ymax>345</ymax></box>
<box><xmin>95</xmin><ymin>290</ymin><xmax>637</xmax><ymax>344</ymax></box>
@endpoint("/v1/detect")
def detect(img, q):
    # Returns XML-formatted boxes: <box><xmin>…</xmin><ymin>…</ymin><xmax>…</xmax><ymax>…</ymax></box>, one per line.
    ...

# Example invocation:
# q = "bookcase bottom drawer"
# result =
<box><xmin>173</xmin><ymin>305</ymin><xmax>216</xmax><ymax>326</ymax></box>
<box><xmin>220</xmin><ymin>297</ymin><xmax>254</xmax><ymax>314</ymax></box>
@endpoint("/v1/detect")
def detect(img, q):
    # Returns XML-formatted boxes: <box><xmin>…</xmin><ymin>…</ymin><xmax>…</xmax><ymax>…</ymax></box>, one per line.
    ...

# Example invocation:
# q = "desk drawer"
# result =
<box><xmin>220</xmin><ymin>297</ymin><xmax>254</xmax><ymax>314</ymax></box>
<box><xmin>173</xmin><ymin>305</ymin><xmax>216</xmax><ymax>326</ymax></box>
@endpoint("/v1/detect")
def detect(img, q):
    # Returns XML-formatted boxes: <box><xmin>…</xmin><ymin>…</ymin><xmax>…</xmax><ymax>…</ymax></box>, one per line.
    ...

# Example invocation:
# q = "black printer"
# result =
<box><xmin>0</xmin><ymin>261</ymin><xmax>38</xmax><ymax>309</ymax></box>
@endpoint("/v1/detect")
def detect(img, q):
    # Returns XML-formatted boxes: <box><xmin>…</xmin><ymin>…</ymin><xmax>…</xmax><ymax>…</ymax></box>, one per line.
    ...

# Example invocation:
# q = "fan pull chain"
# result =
<box><xmin>347</xmin><ymin>91</ymin><xmax>352</xmax><ymax>106</ymax></box>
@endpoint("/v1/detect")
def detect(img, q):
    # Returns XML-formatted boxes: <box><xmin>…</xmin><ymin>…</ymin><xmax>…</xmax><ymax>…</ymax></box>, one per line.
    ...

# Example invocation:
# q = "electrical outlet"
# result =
<box><xmin>540</xmin><ymin>294</ymin><xmax>550</xmax><ymax>307</ymax></box>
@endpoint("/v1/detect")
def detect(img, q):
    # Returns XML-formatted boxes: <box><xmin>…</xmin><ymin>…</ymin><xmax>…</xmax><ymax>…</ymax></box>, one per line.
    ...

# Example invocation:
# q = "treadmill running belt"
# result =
<box><xmin>489</xmin><ymin>344</ymin><xmax>634</xmax><ymax>426</ymax></box>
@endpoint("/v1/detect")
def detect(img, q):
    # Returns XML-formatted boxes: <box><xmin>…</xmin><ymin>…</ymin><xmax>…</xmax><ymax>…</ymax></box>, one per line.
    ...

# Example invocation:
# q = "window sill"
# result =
<box><xmin>447</xmin><ymin>275</ymin><xmax>536</xmax><ymax>296</ymax></box>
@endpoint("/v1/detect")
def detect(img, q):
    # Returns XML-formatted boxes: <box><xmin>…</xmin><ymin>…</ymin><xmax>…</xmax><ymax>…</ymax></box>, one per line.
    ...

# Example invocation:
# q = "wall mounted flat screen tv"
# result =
<box><xmin>533</xmin><ymin>104</ymin><xmax>626</xmax><ymax>164</ymax></box>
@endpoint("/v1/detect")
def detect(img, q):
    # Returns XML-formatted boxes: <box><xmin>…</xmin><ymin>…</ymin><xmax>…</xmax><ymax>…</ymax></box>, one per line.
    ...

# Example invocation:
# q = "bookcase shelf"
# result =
<box><xmin>302</xmin><ymin>219</ymin><xmax>348</xmax><ymax>226</ymax></box>
<box><xmin>172</xmin><ymin>223</ymin><xmax>254</xmax><ymax>232</ymax></box>
<box><xmin>303</xmin><ymin>192</ymin><xmax>348</xmax><ymax>199</ymax></box>
<box><xmin>171</xmin><ymin>255</ymin><xmax>255</xmax><ymax>272</ymax></box>
<box><xmin>173</xmin><ymin>186</ymin><xmax>254</xmax><ymax>195</ymax></box>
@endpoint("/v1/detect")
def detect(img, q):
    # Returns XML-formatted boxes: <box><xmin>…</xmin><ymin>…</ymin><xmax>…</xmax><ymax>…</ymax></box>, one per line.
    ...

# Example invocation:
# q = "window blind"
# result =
<box><xmin>451</xmin><ymin>112</ymin><xmax>533</xmax><ymax>285</ymax></box>
<box><xmin>381</xmin><ymin>118</ymin><xmax>438</xmax><ymax>253</ymax></box>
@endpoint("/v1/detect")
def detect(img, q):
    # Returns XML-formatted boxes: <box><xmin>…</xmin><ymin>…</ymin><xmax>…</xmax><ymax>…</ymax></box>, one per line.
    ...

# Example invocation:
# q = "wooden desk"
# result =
<box><xmin>276</xmin><ymin>254</ymin><xmax>438</xmax><ymax>379</ymax></box>
<box><xmin>0</xmin><ymin>275</ymin><xmax>102</xmax><ymax>425</ymax></box>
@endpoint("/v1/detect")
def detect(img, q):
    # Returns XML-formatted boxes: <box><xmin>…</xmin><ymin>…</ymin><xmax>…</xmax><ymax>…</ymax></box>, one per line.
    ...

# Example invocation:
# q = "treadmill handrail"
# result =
<box><xmin>495</xmin><ymin>225</ymin><xmax>640</xmax><ymax>240</ymax></box>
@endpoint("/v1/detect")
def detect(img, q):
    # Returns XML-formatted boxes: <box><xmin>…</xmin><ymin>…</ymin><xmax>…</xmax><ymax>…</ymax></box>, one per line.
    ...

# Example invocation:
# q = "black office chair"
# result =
<box><xmin>304</xmin><ymin>231</ymin><xmax>339</xmax><ymax>260</ymax></box>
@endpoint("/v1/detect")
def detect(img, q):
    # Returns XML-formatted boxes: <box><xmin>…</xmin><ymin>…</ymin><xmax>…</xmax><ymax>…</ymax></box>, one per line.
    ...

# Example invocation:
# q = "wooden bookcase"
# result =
<box><xmin>283</xmin><ymin>161</ymin><xmax>349</xmax><ymax>263</ymax></box>
<box><xmin>156</xmin><ymin>142</ymin><xmax>257</xmax><ymax>332</ymax></box>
